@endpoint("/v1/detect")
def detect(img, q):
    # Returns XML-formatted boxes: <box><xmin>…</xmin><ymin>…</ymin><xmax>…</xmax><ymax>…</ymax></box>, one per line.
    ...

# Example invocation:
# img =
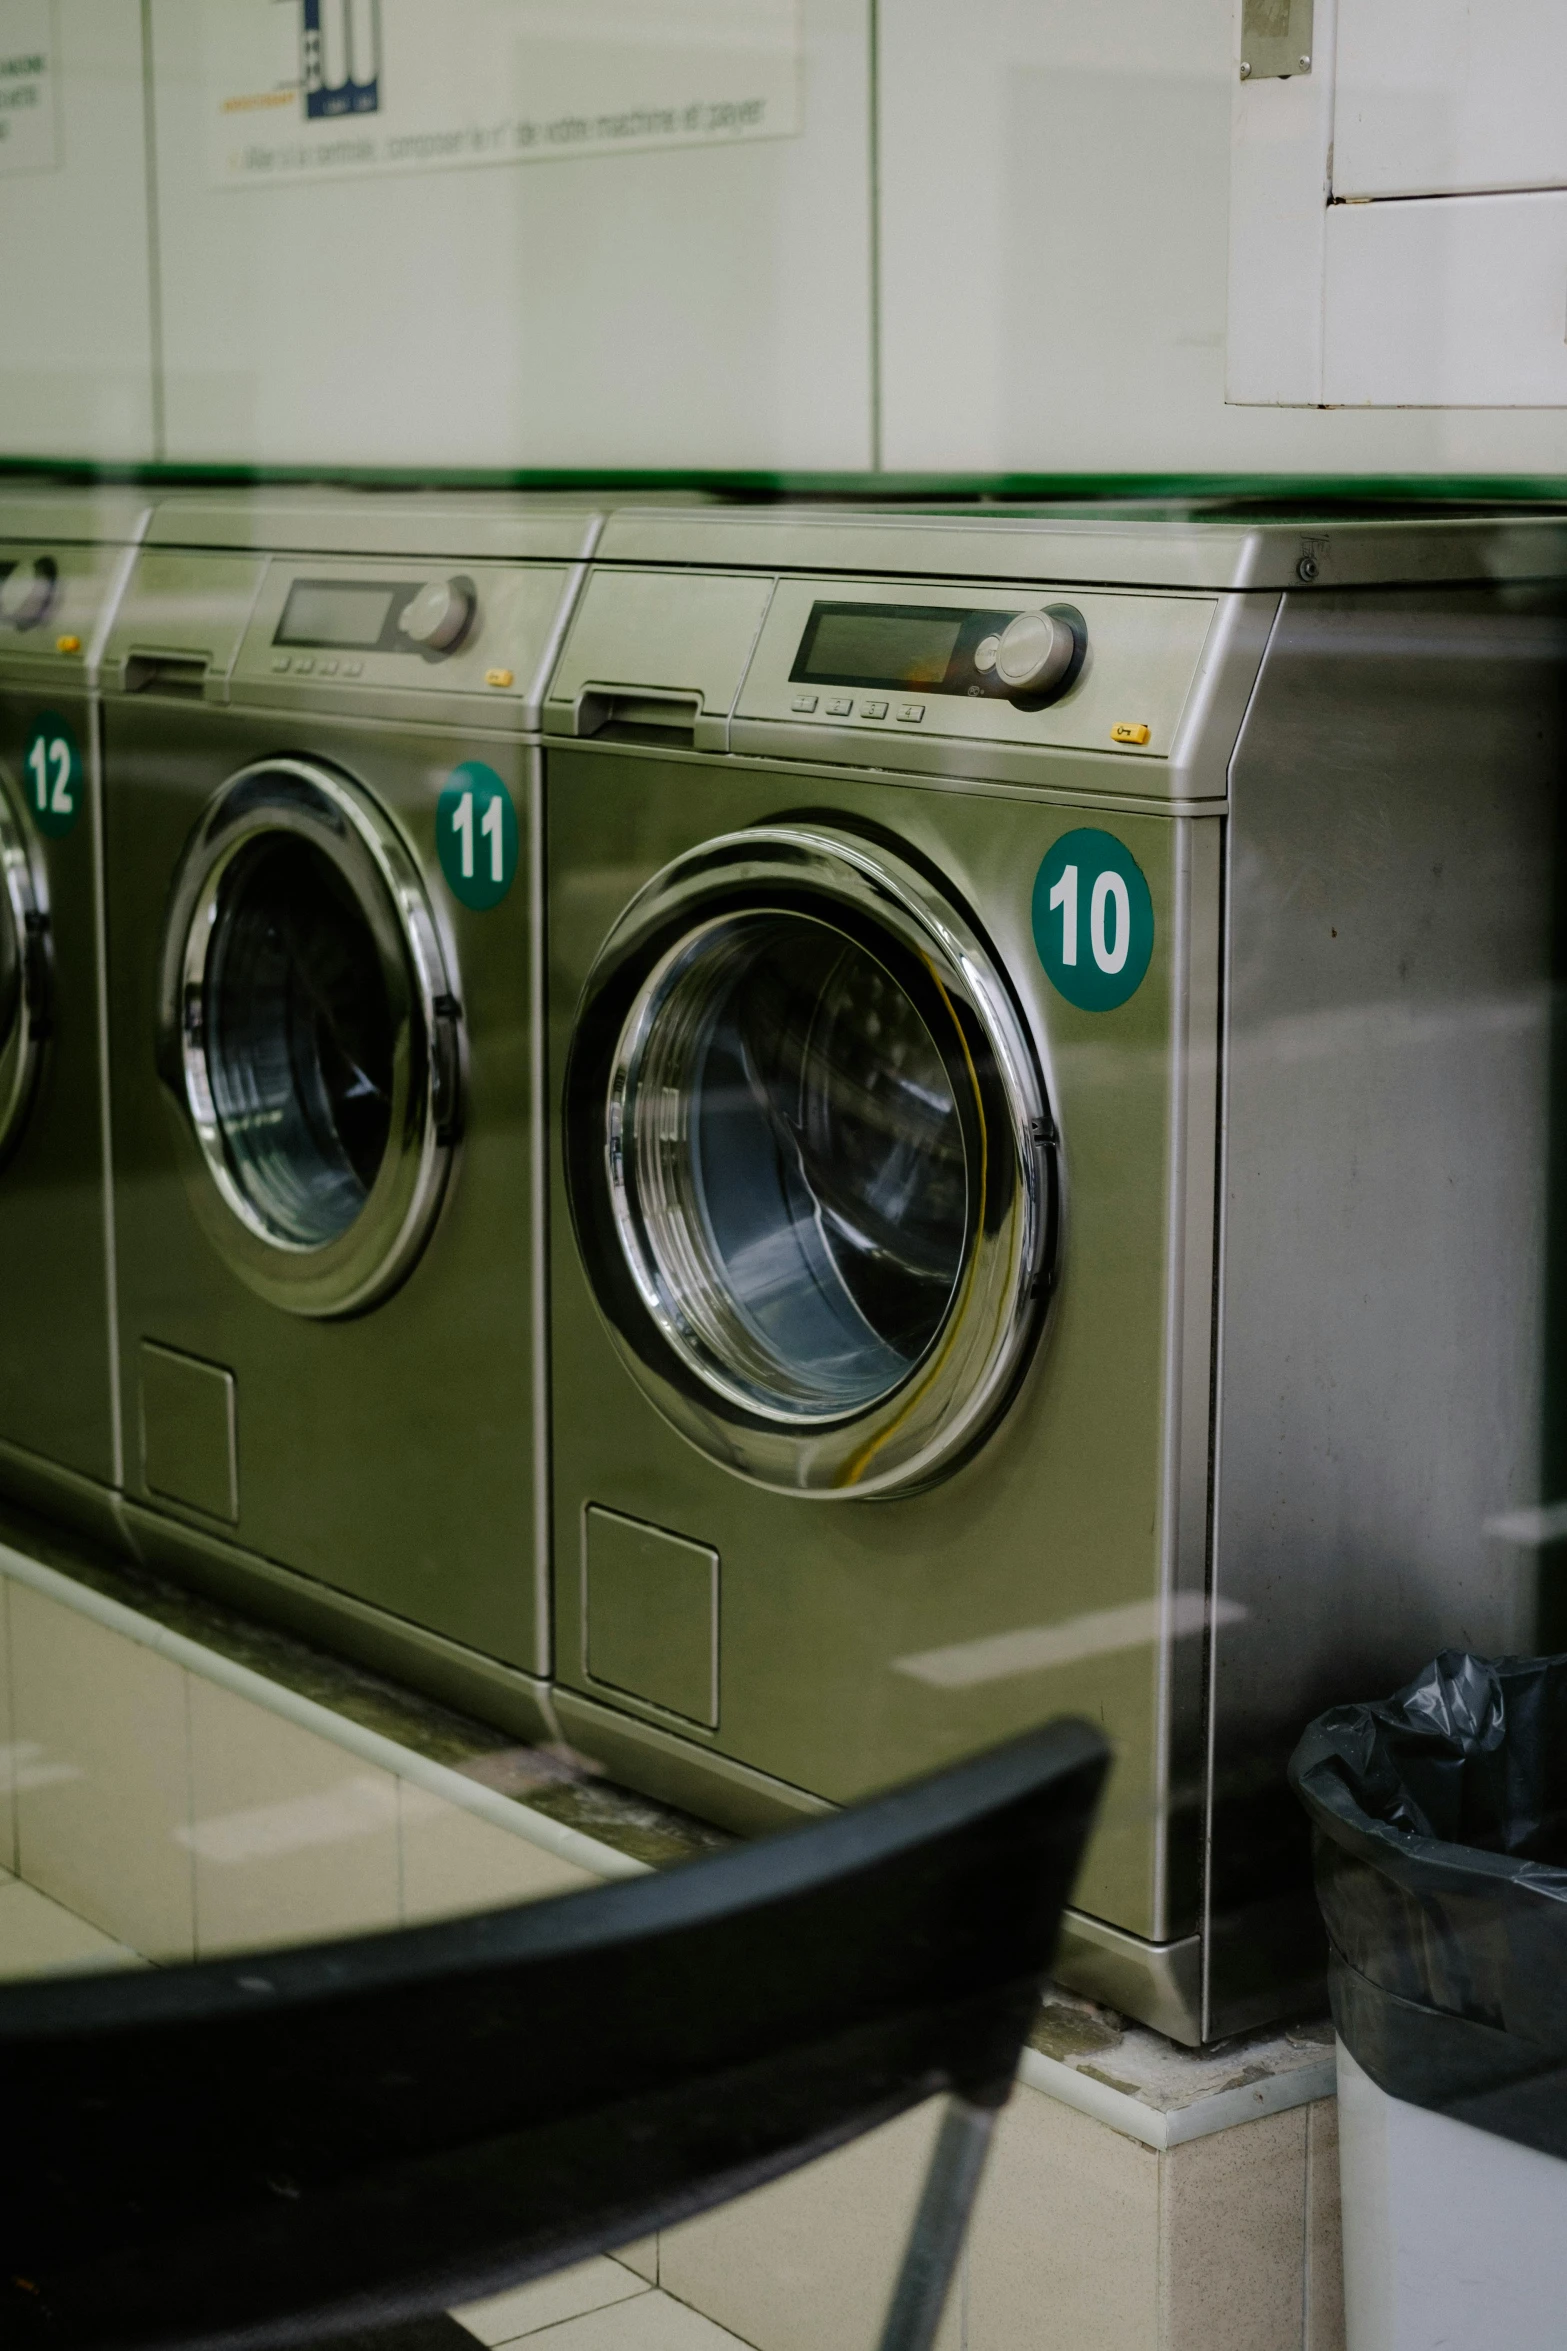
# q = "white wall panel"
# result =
<box><xmin>1323</xmin><ymin>192</ymin><xmax>1567</xmax><ymax>407</ymax></box>
<box><xmin>882</xmin><ymin>0</ymin><xmax>1567</xmax><ymax>465</ymax></box>
<box><xmin>1335</xmin><ymin>0</ymin><xmax>1567</xmax><ymax>201</ymax></box>
<box><xmin>0</xmin><ymin>3</ymin><xmax>155</xmax><ymax>462</ymax></box>
<box><xmin>151</xmin><ymin>0</ymin><xmax>871</xmax><ymax>471</ymax></box>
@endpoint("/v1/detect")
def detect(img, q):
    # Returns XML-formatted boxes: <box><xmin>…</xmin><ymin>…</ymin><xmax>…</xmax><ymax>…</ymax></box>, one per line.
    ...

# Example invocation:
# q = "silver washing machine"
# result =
<box><xmin>100</xmin><ymin>491</ymin><xmax>598</xmax><ymax>1731</ymax></box>
<box><xmin>543</xmin><ymin>504</ymin><xmax>1567</xmax><ymax>2039</ymax></box>
<box><xmin>0</xmin><ymin>486</ymin><xmax>148</xmax><ymax>1545</ymax></box>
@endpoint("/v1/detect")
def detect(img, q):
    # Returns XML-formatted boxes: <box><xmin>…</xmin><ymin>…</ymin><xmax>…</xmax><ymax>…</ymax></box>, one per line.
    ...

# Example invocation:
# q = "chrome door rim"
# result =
<box><xmin>157</xmin><ymin>758</ymin><xmax>462</xmax><ymax>1319</ymax></box>
<box><xmin>0</xmin><ymin>768</ymin><xmax>48</xmax><ymax>1175</ymax></box>
<box><xmin>565</xmin><ymin>825</ymin><xmax>1057</xmax><ymax>1498</ymax></box>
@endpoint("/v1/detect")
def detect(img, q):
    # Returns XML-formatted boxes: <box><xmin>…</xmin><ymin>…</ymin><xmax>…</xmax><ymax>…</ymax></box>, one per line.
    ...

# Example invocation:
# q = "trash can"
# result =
<box><xmin>1290</xmin><ymin>1649</ymin><xmax>1567</xmax><ymax>2351</ymax></box>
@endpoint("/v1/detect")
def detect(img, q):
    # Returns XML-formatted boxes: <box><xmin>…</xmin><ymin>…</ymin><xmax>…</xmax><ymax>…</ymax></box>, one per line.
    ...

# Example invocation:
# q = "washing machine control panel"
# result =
<box><xmin>788</xmin><ymin>596</ymin><xmax>1085</xmax><ymax>711</ymax></box>
<box><xmin>271</xmin><ymin>572</ymin><xmax>477</xmax><ymax>663</ymax></box>
<box><xmin>222</xmin><ymin>555</ymin><xmax>580</xmax><ymax>721</ymax></box>
<box><xmin>733</xmin><ymin>574</ymin><xmax>1219</xmax><ymax>785</ymax></box>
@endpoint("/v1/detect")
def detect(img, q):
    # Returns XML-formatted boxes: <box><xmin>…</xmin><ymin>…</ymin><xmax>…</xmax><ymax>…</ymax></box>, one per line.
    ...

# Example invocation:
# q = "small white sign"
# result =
<box><xmin>204</xmin><ymin>0</ymin><xmax>802</xmax><ymax>190</ymax></box>
<box><xmin>0</xmin><ymin>0</ymin><xmax>56</xmax><ymax>178</ymax></box>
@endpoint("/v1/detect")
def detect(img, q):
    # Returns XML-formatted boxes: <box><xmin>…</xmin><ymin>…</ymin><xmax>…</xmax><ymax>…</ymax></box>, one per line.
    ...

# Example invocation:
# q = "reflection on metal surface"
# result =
<box><xmin>895</xmin><ymin>1596</ymin><xmax>1247</xmax><ymax>1689</ymax></box>
<box><xmin>0</xmin><ymin>767</ymin><xmax>48</xmax><ymax>1174</ymax></box>
<box><xmin>177</xmin><ymin>1773</ymin><xmax>400</xmax><ymax>1864</ymax></box>
<box><xmin>1484</xmin><ymin>1502</ymin><xmax>1567</xmax><ymax>1549</ymax></box>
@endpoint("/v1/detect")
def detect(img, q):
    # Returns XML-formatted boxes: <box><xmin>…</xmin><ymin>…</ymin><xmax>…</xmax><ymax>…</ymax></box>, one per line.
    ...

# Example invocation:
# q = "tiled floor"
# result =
<box><xmin>454</xmin><ymin>2258</ymin><xmax>752</xmax><ymax>2350</ymax></box>
<box><xmin>0</xmin><ymin>1863</ymin><xmax>146</xmax><ymax>1978</ymax></box>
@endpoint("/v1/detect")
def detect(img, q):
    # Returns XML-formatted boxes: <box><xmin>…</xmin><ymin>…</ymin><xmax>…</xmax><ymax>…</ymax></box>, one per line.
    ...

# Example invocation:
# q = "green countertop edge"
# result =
<box><xmin>4</xmin><ymin>458</ymin><xmax>1567</xmax><ymax>506</ymax></box>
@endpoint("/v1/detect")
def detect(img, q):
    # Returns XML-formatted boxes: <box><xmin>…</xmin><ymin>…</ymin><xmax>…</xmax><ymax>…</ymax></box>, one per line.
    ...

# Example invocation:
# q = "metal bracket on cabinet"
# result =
<box><xmin>1239</xmin><ymin>0</ymin><xmax>1312</xmax><ymax>80</ymax></box>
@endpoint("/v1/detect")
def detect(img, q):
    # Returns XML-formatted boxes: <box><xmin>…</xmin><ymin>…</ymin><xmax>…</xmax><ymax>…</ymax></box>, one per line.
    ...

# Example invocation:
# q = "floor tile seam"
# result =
<box><xmin>485</xmin><ymin>2284</ymin><xmax>708</xmax><ymax>2350</ymax></box>
<box><xmin>646</xmin><ymin>2278</ymin><xmax>766</xmax><ymax>2351</ymax></box>
<box><xmin>0</xmin><ymin>1868</ymin><xmax>146</xmax><ymax>1959</ymax></box>
<box><xmin>473</xmin><ymin>2277</ymin><xmax>656</xmax><ymax>2348</ymax></box>
<box><xmin>0</xmin><ymin>1544</ymin><xmax>647</xmax><ymax>1887</ymax></box>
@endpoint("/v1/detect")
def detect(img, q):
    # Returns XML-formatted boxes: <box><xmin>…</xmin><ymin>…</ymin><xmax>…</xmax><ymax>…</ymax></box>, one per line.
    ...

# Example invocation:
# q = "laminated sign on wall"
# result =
<box><xmin>204</xmin><ymin>0</ymin><xmax>802</xmax><ymax>187</ymax></box>
<box><xmin>0</xmin><ymin>0</ymin><xmax>56</xmax><ymax>177</ymax></box>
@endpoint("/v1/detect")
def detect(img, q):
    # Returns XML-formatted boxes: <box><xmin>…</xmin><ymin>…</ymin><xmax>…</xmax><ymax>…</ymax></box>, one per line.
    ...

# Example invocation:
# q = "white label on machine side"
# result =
<box><xmin>0</xmin><ymin>0</ymin><xmax>56</xmax><ymax>177</ymax></box>
<box><xmin>204</xmin><ymin>0</ymin><xmax>802</xmax><ymax>189</ymax></box>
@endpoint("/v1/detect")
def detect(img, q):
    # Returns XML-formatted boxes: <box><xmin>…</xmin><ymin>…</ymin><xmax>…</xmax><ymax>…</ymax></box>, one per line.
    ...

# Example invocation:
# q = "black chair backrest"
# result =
<box><xmin>0</xmin><ymin>1717</ymin><xmax>1107</xmax><ymax>2351</ymax></box>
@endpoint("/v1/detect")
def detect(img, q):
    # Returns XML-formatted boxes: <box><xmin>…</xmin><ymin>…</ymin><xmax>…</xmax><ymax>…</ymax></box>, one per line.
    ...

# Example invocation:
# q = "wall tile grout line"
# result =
<box><xmin>0</xmin><ymin>1548</ymin><xmax>645</xmax><ymax>1888</ymax></box>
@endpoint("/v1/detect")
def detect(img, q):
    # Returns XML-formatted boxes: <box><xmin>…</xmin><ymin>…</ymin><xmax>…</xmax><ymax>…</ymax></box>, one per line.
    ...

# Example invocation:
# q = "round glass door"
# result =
<box><xmin>0</xmin><ymin>769</ymin><xmax>46</xmax><ymax>1173</ymax></box>
<box><xmin>157</xmin><ymin>760</ymin><xmax>461</xmax><ymax>1318</ymax></box>
<box><xmin>566</xmin><ymin>826</ymin><xmax>1057</xmax><ymax>1498</ymax></box>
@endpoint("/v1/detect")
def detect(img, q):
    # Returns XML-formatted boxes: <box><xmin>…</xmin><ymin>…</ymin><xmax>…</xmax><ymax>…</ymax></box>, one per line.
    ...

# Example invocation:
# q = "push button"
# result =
<box><xmin>897</xmin><ymin>703</ymin><xmax>925</xmax><ymax>723</ymax></box>
<box><xmin>319</xmin><ymin>658</ymin><xmax>339</xmax><ymax>676</ymax></box>
<box><xmin>825</xmin><ymin>697</ymin><xmax>853</xmax><ymax>717</ymax></box>
<box><xmin>271</xmin><ymin>654</ymin><xmax>291</xmax><ymax>672</ymax></box>
<box><xmin>294</xmin><ymin>656</ymin><xmax>314</xmax><ymax>674</ymax></box>
<box><xmin>342</xmin><ymin>658</ymin><xmax>364</xmax><ymax>677</ymax></box>
<box><xmin>860</xmin><ymin>699</ymin><xmax>888</xmax><ymax>719</ymax></box>
<box><xmin>792</xmin><ymin>692</ymin><xmax>818</xmax><ymax>712</ymax></box>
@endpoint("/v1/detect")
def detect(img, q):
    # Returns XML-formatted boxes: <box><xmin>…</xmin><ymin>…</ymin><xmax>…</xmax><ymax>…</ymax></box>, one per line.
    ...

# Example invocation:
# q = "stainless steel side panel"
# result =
<box><xmin>1207</xmin><ymin>585</ymin><xmax>1567</xmax><ymax>2028</ymax></box>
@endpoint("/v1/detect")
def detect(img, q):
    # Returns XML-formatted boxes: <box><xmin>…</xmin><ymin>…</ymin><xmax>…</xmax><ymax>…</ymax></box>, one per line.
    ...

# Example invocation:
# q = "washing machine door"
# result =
<box><xmin>0</xmin><ymin>768</ymin><xmax>48</xmax><ymax>1174</ymax></box>
<box><xmin>565</xmin><ymin>825</ymin><xmax>1058</xmax><ymax>1498</ymax></box>
<box><xmin>157</xmin><ymin>759</ymin><xmax>461</xmax><ymax>1318</ymax></box>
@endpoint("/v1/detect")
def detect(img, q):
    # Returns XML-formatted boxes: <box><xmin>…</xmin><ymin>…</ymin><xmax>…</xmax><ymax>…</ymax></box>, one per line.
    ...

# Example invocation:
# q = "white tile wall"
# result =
<box><xmin>1161</xmin><ymin>2106</ymin><xmax>1308</xmax><ymax>2351</ymax></box>
<box><xmin>10</xmin><ymin>1583</ymin><xmax>195</xmax><ymax>1961</ymax></box>
<box><xmin>0</xmin><ymin>1566</ymin><xmax>608</xmax><ymax>1963</ymax></box>
<box><xmin>966</xmin><ymin>2088</ymin><xmax>1160</xmax><ymax>2351</ymax></box>
<box><xmin>660</xmin><ymin>2099</ymin><xmax>962</xmax><ymax>2351</ymax></box>
<box><xmin>187</xmin><ymin>1678</ymin><xmax>402</xmax><ymax>1956</ymax></box>
<box><xmin>399</xmin><ymin>1783</ymin><xmax>598</xmax><ymax>1923</ymax></box>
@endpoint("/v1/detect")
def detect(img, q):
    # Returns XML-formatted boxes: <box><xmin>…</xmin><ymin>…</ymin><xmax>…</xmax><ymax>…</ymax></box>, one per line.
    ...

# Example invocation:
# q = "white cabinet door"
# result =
<box><xmin>0</xmin><ymin>2</ymin><xmax>155</xmax><ymax>461</ymax></box>
<box><xmin>151</xmin><ymin>0</ymin><xmax>871</xmax><ymax>471</ymax></box>
<box><xmin>1323</xmin><ymin>190</ymin><xmax>1567</xmax><ymax>405</ymax></box>
<box><xmin>1335</xmin><ymin>0</ymin><xmax>1567</xmax><ymax>200</ymax></box>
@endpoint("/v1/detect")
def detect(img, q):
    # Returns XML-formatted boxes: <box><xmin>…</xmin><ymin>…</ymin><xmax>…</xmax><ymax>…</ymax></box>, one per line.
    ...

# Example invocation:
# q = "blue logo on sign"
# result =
<box><xmin>302</xmin><ymin>0</ymin><xmax>381</xmax><ymax>120</ymax></box>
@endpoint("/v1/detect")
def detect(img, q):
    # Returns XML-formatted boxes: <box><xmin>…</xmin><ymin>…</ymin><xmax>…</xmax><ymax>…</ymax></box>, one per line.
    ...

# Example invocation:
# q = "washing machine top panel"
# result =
<box><xmin>145</xmin><ymin>489</ymin><xmax>601</xmax><ymax>565</ymax></box>
<box><xmin>105</xmin><ymin>546</ymin><xmax>586</xmax><ymax>730</ymax></box>
<box><xmin>0</xmin><ymin>487</ymin><xmax>150</xmax><ymax>545</ymax></box>
<box><xmin>592</xmin><ymin>503</ymin><xmax>1567</xmax><ymax>592</ymax></box>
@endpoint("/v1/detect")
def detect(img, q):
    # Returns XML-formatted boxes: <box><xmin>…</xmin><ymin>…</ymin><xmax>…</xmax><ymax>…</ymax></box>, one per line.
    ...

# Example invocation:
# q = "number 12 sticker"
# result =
<box><xmin>1032</xmin><ymin>828</ymin><xmax>1154</xmax><ymax>1011</ymax></box>
<box><xmin>437</xmin><ymin>761</ymin><xmax>517</xmax><ymax>910</ymax></box>
<box><xmin>24</xmin><ymin>712</ymin><xmax>82</xmax><ymax>839</ymax></box>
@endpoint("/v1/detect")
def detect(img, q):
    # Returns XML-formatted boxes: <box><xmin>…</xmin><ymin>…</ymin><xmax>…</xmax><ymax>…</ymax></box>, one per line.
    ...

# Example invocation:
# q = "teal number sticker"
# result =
<box><xmin>23</xmin><ymin>711</ymin><xmax>82</xmax><ymax>840</ymax></box>
<box><xmin>437</xmin><ymin>761</ymin><xmax>517</xmax><ymax>910</ymax></box>
<box><xmin>1032</xmin><ymin>828</ymin><xmax>1154</xmax><ymax>1011</ymax></box>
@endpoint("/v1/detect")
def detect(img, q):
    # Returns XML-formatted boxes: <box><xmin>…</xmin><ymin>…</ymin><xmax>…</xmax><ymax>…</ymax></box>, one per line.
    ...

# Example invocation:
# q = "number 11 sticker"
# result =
<box><xmin>437</xmin><ymin>761</ymin><xmax>517</xmax><ymax>911</ymax></box>
<box><xmin>24</xmin><ymin>712</ymin><xmax>82</xmax><ymax>840</ymax></box>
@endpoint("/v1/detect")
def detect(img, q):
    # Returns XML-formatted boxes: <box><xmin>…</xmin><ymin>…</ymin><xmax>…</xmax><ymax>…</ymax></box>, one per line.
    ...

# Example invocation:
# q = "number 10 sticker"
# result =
<box><xmin>1032</xmin><ymin>827</ymin><xmax>1154</xmax><ymax>1011</ymax></box>
<box><xmin>23</xmin><ymin>712</ymin><xmax>82</xmax><ymax>840</ymax></box>
<box><xmin>437</xmin><ymin>761</ymin><xmax>517</xmax><ymax>910</ymax></box>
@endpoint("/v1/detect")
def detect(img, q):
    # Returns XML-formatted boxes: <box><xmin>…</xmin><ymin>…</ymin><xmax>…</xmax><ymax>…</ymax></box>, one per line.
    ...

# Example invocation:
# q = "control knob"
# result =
<box><xmin>992</xmin><ymin>607</ymin><xmax>1079</xmax><ymax>699</ymax></box>
<box><xmin>399</xmin><ymin>575</ymin><xmax>475</xmax><ymax>654</ymax></box>
<box><xmin>0</xmin><ymin>556</ymin><xmax>59</xmax><ymax>634</ymax></box>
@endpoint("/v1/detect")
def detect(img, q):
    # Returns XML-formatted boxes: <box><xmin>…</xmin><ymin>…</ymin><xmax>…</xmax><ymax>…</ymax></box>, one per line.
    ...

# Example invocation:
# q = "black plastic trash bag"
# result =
<box><xmin>1289</xmin><ymin>1648</ymin><xmax>1567</xmax><ymax>2160</ymax></box>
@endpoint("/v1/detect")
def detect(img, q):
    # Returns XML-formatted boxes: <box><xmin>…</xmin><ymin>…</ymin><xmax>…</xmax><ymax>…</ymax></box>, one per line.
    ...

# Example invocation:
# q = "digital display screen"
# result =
<box><xmin>275</xmin><ymin>581</ymin><xmax>397</xmax><ymax>649</ymax></box>
<box><xmin>791</xmin><ymin>604</ymin><xmax>968</xmax><ymax>691</ymax></box>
